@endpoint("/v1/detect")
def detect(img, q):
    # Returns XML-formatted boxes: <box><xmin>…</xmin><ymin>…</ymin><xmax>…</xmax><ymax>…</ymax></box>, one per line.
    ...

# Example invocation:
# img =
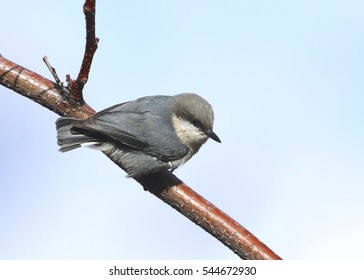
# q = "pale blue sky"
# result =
<box><xmin>1</xmin><ymin>0</ymin><xmax>364</xmax><ymax>259</ymax></box>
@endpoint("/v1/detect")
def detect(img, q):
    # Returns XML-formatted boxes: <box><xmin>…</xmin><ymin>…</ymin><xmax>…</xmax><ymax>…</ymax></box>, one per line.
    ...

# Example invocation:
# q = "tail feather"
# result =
<box><xmin>56</xmin><ymin>117</ymin><xmax>96</xmax><ymax>152</ymax></box>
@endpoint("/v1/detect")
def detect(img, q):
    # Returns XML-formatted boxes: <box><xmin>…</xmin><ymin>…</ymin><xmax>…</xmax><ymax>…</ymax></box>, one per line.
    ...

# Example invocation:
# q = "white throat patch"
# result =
<box><xmin>171</xmin><ymin>114</ymin><xmax>208</xmax><ymax>154</ymax></box>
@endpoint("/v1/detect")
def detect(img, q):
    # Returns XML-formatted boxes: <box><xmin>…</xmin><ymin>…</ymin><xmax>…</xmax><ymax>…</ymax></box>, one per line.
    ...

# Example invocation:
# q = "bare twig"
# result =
<box><xmin>43</xmin><ymin>56</ymin><xmax>63</xmax><ymax>89</ymax></box>
<box><xmin>66</xmin><ymin>0</ymin><xmax>99</xmax><ymax>104</ymax></box>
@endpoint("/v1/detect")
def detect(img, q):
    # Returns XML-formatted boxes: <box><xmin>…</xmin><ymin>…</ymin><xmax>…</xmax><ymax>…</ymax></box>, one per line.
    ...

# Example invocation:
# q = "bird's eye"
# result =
<box><xmin>192</xmin><ymin>119</ymin><xmax>200</xmax><ymax>128</ymax></box>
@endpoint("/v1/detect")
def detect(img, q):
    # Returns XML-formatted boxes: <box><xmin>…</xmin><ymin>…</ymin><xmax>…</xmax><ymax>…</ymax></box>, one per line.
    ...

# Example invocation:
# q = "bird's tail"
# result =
<box><xmin>56</xmin><ymin>117</ymin><xmax>97</xmax><ymax>152</ymax></box>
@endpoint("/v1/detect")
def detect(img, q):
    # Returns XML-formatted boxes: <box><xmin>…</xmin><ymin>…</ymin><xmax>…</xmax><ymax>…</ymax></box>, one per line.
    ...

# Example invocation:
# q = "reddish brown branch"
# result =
<box><xmin>66</xmin><ymin>0</ymin><xmax>99</xmax><ymax>104</ymax></box>
<box><xmin>0</xmin><ymin>55</ymin><xmax>95</xmax><ymax>118</ymax></box>
<box><xmin>162</xmin><ymin>185</ymin><xmax>280</xmax><ymax>259</ymax></box>
<box><xmin>135</xmin><ymin>171</ymin><xmax>282</xmax><ymax>260</ymax></box>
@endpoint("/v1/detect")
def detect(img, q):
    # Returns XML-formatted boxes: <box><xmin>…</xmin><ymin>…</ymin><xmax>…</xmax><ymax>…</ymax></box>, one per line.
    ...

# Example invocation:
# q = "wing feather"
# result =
<box><xmin>71</xmin><ymin>96</ymin><xmax>188</xmax><ymax>161</ymax></box>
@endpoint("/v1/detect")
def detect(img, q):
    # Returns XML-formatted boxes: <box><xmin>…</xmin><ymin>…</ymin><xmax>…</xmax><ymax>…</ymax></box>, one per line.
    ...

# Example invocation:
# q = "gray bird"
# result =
<box><xmin>56</xmin><ymin>93</ymin><xmax>220</xmax><ymax>178</ymax></box>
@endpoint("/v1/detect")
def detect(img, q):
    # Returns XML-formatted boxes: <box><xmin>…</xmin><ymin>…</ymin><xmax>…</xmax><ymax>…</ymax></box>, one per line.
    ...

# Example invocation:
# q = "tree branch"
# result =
<box><xmin>0</xmin><ymin>55</ymin><xmax>95</xmax><ymax>118</ymax></box>
<box><xmin>0</xmin><ymin>0</ymin><xmax>282</xmax><ymax>260</ymax></box>
<box><xmin>136</xmin><ymin>171</ymin><xmax>282</xmax><ymax>260</ymax></box>
<box><xmin>66</xmin><ymin>0</ymin><xmax>99</xmax><ymax>104</ymax></box>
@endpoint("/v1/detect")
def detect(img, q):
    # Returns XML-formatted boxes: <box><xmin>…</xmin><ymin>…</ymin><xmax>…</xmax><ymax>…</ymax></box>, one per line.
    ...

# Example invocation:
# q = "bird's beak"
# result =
<box><xmin>207</xmin><ymin>130</ymin><xmax>221</xmax><ymax>143</ymax></box>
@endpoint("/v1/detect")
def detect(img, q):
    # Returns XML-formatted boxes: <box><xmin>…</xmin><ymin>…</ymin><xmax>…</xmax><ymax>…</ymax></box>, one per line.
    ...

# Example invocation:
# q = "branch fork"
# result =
<box><xmin>43</xmin><ymin>0</ymin><xmax>99</xmax><ymax>105</ymax></box>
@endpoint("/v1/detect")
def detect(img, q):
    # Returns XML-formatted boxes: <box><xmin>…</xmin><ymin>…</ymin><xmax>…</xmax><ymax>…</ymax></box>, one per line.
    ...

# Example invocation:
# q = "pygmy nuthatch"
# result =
<box><xmin>56</xmin><ymin>93</ymin><xmax>220</xmax><ymax>177</ymax></box>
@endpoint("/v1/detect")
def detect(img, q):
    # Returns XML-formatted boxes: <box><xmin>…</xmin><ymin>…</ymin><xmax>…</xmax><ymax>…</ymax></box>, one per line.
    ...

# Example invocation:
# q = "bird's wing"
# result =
<box><xmin>72</xmin><ymin>110</ymin><xmax>150</xmax><ymax>150</ymax></box>
<box><xmin>71</xmin><ymin>99</ymin><xmax>189</xmax><ymax>161</ymax></box>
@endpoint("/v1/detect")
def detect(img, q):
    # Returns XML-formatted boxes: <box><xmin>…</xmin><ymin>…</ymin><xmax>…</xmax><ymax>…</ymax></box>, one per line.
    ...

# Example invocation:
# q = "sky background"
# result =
<box><xmin>1</xmin><ymin>0</ymin><xmax>364</xmax><ymax>259</ymax></box>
